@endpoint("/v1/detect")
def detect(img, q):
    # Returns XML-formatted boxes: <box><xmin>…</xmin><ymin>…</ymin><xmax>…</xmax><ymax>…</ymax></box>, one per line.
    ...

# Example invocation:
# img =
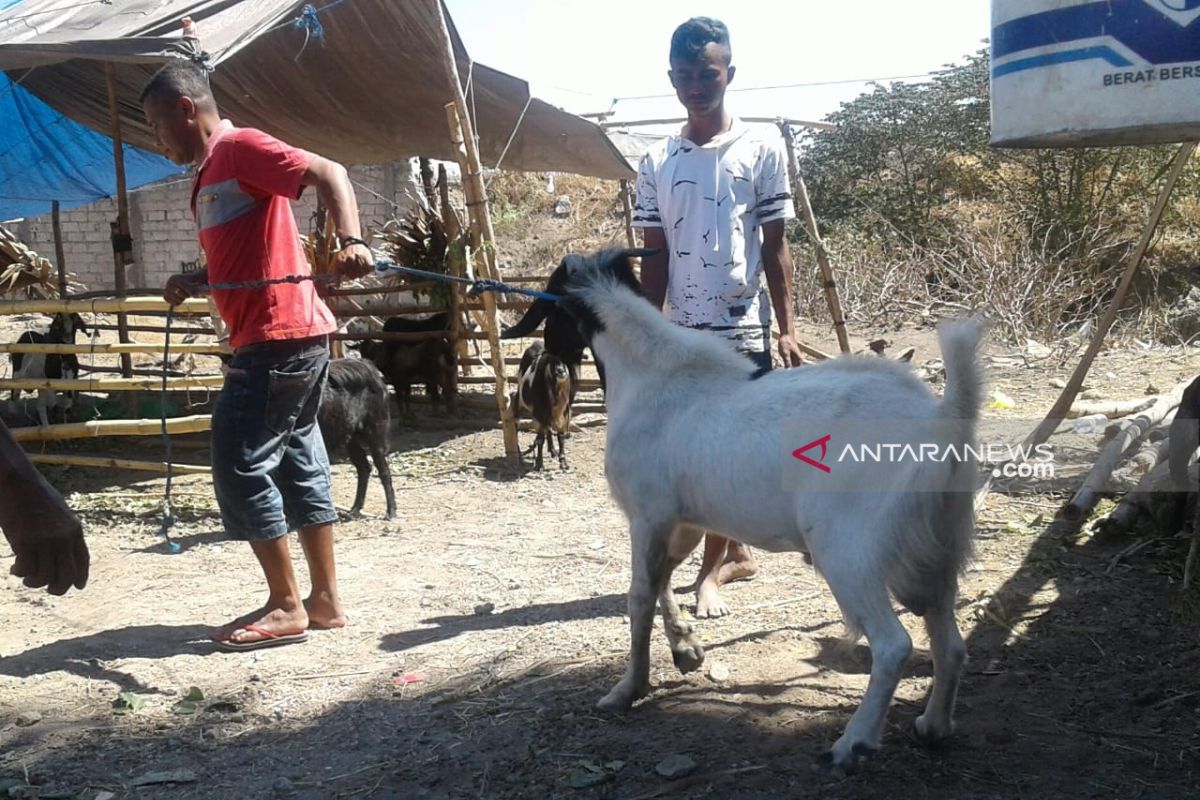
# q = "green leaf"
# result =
<box><xmin>113</xmin><ymin>691</ymin><xmax>148</xmax><ymax>712</ymax></box>
<box><xmin>182</xmin><ymin>686</ymin><xmax>204</xmax><ymax>702</ymax></box>
<box><xmin>172</xmin><ymin>700</ymin><xmax>200</xmax><ymax>715</ymax></box>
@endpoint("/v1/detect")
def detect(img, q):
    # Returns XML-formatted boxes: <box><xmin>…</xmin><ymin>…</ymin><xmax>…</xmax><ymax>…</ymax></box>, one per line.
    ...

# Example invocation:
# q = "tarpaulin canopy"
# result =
<box><xmin>0</xmin><ymin>0</ymin><xmax>183</xmax><ymax>220</ymax></box>
<box><xmin>0</xmin><ymin>70</ymin><xmax>185</xmax><ymax>220</ymax></box>
<box><xmin>0</xmin><ymin>0</ymin><xmax>634</xmax><ymax>220</ymax></box>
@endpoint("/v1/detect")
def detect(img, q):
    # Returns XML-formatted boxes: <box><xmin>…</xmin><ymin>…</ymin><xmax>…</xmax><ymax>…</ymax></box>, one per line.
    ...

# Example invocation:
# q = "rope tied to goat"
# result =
<box><xmin>156</xmin><ymin>259</ymin><xmax>558</xmax><ymax>550</ymax></box>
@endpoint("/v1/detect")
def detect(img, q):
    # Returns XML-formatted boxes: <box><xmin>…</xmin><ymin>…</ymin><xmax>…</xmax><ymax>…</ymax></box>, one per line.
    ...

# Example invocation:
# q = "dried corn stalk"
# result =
<box><xmin>0</xmin><ymin>225</ymin><xmax>82</xmax><ymax>298</ymax></box>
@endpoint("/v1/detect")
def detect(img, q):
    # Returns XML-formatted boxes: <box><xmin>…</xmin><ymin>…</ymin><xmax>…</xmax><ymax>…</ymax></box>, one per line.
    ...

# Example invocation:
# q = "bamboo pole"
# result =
<box><xmin>619</xmin><ymin>178</ymin><xmax>635</xmax><ymax>247</ymax></box>
<box><xmin>0</xmin><ymin>342</ymin><xmax>223</xmax><ymax>355</ymax></box>
<box><xmin>329</xmin><ymin>330</ymin><xmax>453</xmax><ymax>343</ymax></box>
<box><xmin>10</xmin><ymin>415</ymin><xmax>212</xmax><ymax>442</ymax></box>
<box><xmin>325</xmin><ymin>283</ymin><xmax>427</xmax><ymax>297</ymax></box>
<box><xmin>1015</xmin><ymin>142</ymin><xmax>1197</xmax><ymax>457</ymax></box>
<box><xmin>104</xmin><ymin>62</ymin><xmax>134</xmax><ymax>379</ymax></box>
<box><xmin>0</xmin><ymin>375</ymin><xmax>225</xmax><ymax>392</ymax></box>
<box><xmin>601</xmin><ymin>116</ymin><xmax>837</xmax><ymax>132</ymax></box>
<box><xmin>52</xmin><ymin>200</ymin><xmax>67</xmax><ymax>298</ymax></box>
<box><xmin>0</xmin><ymin>297</ymin><xmax>210</xmax><ymax>315</ymax></box>
<box><xmin>88</xmin><ymin>322</ymin><xmax>215</xmax><ymax>335</ymax></box>
<box><xmin>779</xmin><ymin>121</ymin><xmax>850</xmax><ymax>353</ymax></box>
<box><xmin>446</xmin><ymin>104</ymin><xmax>515</xmax><ymax>452</ymax></box>
<box><xmin>431</xmin><ymin>0</ymin><xmax>517</xmax><ymax>459</ymax></box>
<box><xmin>27</xmin><ymin>453</ymin><xmax>211</xmax><ymax>474</ymax></box>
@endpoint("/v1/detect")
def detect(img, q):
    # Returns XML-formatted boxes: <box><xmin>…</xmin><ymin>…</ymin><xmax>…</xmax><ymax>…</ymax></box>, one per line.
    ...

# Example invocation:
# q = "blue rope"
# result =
<box><xmin>292</xmin><ymin>4</ymin><xmax>325</xmax><ymax>61</ymax></box>
<box><xmin>372</xmin><ymin>260</ymin><xmax>561</xmax><ymax>302</ymax></box>
<box><xmin>158</xmin><ymin>306</ymin><xmax>181</xmax><ymax>553</ymax></box>
<box><xmin>294</xmin><ymin>4</ymin><xmax>325</xmax><ymax>40</ymax></box>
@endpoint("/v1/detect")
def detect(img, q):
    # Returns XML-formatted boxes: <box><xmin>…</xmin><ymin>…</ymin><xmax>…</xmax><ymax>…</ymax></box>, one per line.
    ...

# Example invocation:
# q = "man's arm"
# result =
<box><xmin>0</xmin><ymin>418</ymin><xmax>88</xmax><ymax>595</ymax></box>
<box><xmin>302</xmin><ymin>156</ymin><xmax>373</xmax><ymax>280</ymax></box>
<box><xmin>639</xmin><ymin>228</ymin><xmax>670</xmax><ymax>310</ymax></box>
<box><xmin>761</xmin><ymin>219</ymin><xmax>803</xmax><ymax>367</ymax></box>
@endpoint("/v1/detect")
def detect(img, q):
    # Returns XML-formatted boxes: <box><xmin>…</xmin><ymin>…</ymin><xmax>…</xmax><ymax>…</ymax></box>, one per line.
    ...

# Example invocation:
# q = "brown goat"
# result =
<box><xmin>511</xmin><ymin>341</ymin><xmax>573</xmax><ymax>470</ymax></box>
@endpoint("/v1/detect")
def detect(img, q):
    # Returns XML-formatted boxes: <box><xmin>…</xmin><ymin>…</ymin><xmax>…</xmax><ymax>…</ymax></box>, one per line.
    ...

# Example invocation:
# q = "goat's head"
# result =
<box><xmin>551</xmin><ymin>248</ymin><xmax>655</xmax><ymax>345</ymax></box>
<box><xmin>49</xmin><ymin>312</ymin><xmax>88</xmax><ymax>340</ymax></box>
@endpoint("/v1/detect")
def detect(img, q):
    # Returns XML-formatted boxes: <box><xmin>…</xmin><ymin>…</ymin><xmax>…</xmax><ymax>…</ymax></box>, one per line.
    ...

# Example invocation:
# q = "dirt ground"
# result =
<box><xmin>2</xmin><ymin>319</ymin><xmax>1200</xmax><ymax>800</ymax></box>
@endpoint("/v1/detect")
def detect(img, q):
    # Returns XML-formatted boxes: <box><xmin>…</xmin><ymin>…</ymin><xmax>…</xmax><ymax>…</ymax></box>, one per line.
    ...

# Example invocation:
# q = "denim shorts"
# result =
<box><xmin>211</xmin><ymin>336</ymin><xmax>336</xmax><ymax>541</ymax></box>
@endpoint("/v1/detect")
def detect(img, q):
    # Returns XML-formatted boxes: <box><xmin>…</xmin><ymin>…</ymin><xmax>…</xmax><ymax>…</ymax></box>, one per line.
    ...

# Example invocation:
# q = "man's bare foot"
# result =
<box><xmin>695</xmin><ymin>577</ymin><xmax>731</xmax><ymax>618</ymax></box>
<box><xmin>211</xmin><ymin>604</ymin><xmax>309</xmax><ymax>645</ymax></box>
<box><xmin>304</xmin><ymin>590</ymin><xmax>347</xmax><ymax>630</ymax></box>
<box><xmin>716</xmin><ymin>551</ymin><xmax>759</xmax><ymax>586</ymax></box>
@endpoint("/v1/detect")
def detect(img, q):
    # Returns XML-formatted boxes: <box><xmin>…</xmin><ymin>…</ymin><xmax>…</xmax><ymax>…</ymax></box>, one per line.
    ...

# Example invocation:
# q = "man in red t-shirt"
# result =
<box><xmin>141</xmin><ymin>59</ymin><xmax>372</xmax><ymax>651</ymax></box>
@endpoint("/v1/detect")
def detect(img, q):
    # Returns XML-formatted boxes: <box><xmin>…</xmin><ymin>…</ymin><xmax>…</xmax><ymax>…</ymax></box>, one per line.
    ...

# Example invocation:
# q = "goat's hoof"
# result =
<box><xmin>384</xmin><ymin>510</ymin><xmax>397</xmax><ymax>522</ymax></box>
<box><xmin>914</xmin><ymin>714</ymin><xmax>956</xmax><ymax>746</ymax></box>
<box><xmin>817</xmin><ymin>742</ymin><xmax>877</xmax><ymax>777</ymax></box>
<box><xmin>596</xmin><ymin>682</ymin><xmax>647</xmax><ymax>713</ymax></box>
<box><xmin>670</xmin><ymin>642</ymin><xmax>705</xmax><ymax>674</ymax></box>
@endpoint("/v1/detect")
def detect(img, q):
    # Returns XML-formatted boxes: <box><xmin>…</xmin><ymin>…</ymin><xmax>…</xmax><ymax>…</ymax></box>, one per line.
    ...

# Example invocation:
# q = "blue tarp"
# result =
<box><xmin>0</xmin><ymin>0</ymin><xmax>184</xmax><ymax>222</ymax></box>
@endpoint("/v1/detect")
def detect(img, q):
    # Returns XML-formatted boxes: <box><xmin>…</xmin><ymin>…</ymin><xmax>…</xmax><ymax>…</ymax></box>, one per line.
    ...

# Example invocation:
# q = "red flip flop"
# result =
<box><xmin>213</xmin><ymin>624</ymin><xmax>309</xmax><ymax>652</ymax></box>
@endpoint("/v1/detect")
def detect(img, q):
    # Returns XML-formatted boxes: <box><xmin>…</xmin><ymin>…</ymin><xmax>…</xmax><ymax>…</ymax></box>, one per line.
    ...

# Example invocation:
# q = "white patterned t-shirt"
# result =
<box><xmin>632</xmin><ymin>118</ymin><xmax>795</xmax><ymax>353</ymax></box>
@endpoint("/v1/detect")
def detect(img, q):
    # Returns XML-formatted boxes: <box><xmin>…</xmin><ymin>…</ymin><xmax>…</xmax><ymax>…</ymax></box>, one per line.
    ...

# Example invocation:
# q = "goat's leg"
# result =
<box><xmin>35</xmin><ymin>390</ymin><xmax>51</xmax><ymax>428</ymax></box>
<box><xmin>557</xmin><ymin>431</ymin><xmax>567</xmax><ymax>470</ymax></box>
<box><xmin>598</xmin><ymin>519</ymin><xmax>672</xmax><ymax>712</ymax></box>
<box><xmin>347</xmin><ymin>442</ymin><xmax>372</xmax><ymax>516</ymax></box>
<box><xmin>534</xmin><ymin>431</ymin><xmax>546</xmax><ymax>470</ymax></box>
<box><xmin>659</xmin><ymin>525</ymin><xmax>705</xmax><ymax>673</ymax></box>
<box><xmin>819</xmin><ymin>563</ymin><xmax>912</xmax><ymax>772</ymax></box>
<box><xmin>914</xmin><ymin>583</ymin><xmax>966</xmax><ymax>743</ymax></box>
<box><xmin>370</xmin><ymin>441</ymin><xmax>397</xmax><ymax>521</ymax></box>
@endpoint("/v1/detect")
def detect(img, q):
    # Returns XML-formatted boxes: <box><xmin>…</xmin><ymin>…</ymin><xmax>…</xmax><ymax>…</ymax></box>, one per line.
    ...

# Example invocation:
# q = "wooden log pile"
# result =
<box><xmin>1062</xmin><ymin>377</ymin><xmax>1200</xmax><ymax>585</ymax></box>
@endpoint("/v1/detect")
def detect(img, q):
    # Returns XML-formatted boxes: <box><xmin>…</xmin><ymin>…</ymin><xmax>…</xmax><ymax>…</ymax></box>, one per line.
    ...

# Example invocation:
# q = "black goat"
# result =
<box><xmin>318</xmin><ymin>358</ymin><xmax>396</xmax><ymax>519</ymax></box>
<box><xmin>9</xmin><ymin>313</ymin><xmax>88</xmax><ymax>427</ymax></box>
<box><xmin>500</xmin><ymin>260</ymin><xmax>601</xmax><ymax>397</ymax></box>
<box><xmin>510</xmin><ymin>341</ymin><xmax>573</xmax><ymax>470</ymax></box>
<box><xmin>1167</xmin><ymin>374</ymin><xmax>1200</xmax><ymax>584</ymax></box>
<box><xmin>359</xmin><ymin>313</ymin><xmax>457</xmax><ymax>417</ymax></box>
<box><xmin>1168</xmin><ymin>374</ymin><xmax>1200</xmax><ymax>493</ymax></box>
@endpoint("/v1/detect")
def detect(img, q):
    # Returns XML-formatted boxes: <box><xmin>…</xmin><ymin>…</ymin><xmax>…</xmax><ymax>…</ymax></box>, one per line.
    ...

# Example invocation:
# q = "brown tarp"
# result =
<box><xmin>0</xmin><ymin>0</ymin><xmax>633</xmax><ymax>179</ymax></box>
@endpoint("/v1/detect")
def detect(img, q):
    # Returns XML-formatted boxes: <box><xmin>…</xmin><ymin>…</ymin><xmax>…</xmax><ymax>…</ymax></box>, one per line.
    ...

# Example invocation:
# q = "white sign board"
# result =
<box><xmin>991</xmin><ymin>0</ymin><xmax>1200</xmax><ymax>146</ymax></box>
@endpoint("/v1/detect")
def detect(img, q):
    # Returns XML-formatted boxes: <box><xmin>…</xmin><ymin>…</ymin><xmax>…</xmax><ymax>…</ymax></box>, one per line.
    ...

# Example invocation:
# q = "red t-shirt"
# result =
<box><xmin>190</xmin><ymin>121</ymin><xmax>337</xmax><ymax>349</ymax></box>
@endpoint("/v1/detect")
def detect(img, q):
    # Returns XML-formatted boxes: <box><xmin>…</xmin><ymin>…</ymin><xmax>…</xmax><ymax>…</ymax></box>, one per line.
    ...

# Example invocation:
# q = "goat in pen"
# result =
<box><xmin>539</xmin><ymin>248</ymin><xmax>985</xmax><ymax>772</ymax></box>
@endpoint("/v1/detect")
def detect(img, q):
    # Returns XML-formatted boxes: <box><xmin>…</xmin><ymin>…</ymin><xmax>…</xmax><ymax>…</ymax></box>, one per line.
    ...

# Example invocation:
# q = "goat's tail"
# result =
<box><xmin>885</xmin><ymin>317</ymin><xmax>984</xmax><ymax>617</ymax></box>
<box><xmin>936</xmin><ymin>317</ymin><xmax>985</xmax><ymax>427</ymax></box>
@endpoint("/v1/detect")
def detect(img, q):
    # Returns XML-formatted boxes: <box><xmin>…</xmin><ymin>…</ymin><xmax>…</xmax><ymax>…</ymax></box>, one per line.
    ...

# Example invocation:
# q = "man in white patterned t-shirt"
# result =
<box><xmin>633</xmin><ymin>16</ymin><xmax>804</xmax><ymax>618</ymax></box>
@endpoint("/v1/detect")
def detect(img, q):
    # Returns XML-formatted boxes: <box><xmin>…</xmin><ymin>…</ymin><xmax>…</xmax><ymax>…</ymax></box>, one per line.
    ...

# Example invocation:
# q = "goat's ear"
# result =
<box><xmin>561</xmin><ymin>253</ymin><xmax>588</xmax><ymax>279</ymax></box>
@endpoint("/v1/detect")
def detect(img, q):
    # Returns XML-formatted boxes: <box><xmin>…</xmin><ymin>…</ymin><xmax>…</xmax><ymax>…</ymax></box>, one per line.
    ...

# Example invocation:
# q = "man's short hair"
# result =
<box><xmin>669</xmin><ymin>17</ymin><xmax>731</xmax><ymax>63</ymax></box>
<box><xmin>139</xmin><ymin>60</ymin><xmax>214</xmax><ymax>108</ymax></box>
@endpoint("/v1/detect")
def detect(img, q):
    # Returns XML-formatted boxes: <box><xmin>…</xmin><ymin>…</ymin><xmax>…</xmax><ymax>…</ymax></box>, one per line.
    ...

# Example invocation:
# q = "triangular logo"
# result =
<box><xmin>792</xmin><ymin>434</ymin><xmax>832</xmax><ymax>473</ymax></box>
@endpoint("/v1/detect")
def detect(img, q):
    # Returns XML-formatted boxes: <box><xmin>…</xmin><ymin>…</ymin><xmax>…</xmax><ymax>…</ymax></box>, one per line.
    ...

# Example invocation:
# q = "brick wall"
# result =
<box><xmin>15</xmin><ymin>160</ymin><xmax>420</xmax><ymax>293</ymax></box>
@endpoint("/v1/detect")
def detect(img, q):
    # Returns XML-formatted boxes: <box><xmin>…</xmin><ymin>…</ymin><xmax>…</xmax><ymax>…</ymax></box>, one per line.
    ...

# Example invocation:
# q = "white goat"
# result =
<box><xmin>544</xmin><ymin>248</ymin><xmax>984</xmax><ymax>772</ymax></box>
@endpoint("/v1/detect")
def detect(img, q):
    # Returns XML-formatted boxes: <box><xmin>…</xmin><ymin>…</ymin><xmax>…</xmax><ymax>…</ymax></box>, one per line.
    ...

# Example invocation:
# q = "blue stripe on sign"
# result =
<box><xmin>994</xmin><ymin>1</ymin><xmax>1200</xmax><ymax>66</ymax></box>
<box><xmin>992</xmin><ymin>45</ymin><xmax>1133</xmax><ymax>79</ymax></box>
